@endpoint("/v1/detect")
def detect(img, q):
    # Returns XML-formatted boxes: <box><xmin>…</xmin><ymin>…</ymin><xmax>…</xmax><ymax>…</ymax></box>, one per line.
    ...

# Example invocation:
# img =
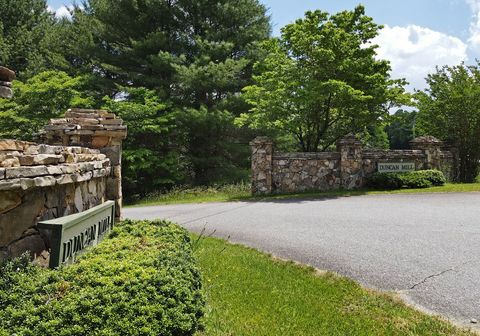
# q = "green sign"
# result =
<box><xmin>38</xmin><ymin>201</ymin><xmax>115</xmax><ymax>268</ymax></box>
<box><xmin>378</xmin><ymin>162</ymin><xmax>415</xmax><ymax>173</ymax></box>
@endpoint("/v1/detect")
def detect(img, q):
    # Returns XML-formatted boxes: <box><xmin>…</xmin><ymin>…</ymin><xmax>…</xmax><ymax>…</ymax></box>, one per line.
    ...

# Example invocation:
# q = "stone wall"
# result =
<box><xmin>0</xmin><ymin>140</ymin><xmax>111</xmax><ymax>262</ymax></box>
<box><xmin>272</xmin><ymin>152</ymin><xmax>341</xmax><ymax>193</ymax></box>
<box><xmin>251</xmin><ymin>135</ymin><xmax>456</xmax><ymax>195</ymax></box>
<box><xmin>0</xmin><ymin>66</ymin><xmax>127</xmax><ymax>263</ymax></box>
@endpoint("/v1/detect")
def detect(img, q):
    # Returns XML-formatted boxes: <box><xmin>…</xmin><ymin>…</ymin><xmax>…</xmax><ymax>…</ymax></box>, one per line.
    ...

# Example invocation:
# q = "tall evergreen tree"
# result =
<box><xmin>0</xmin><ymin>0</ymin><xmax>62</xmax><ymax>77</ymax></box>
<box><xmin>65</xmin><ymin>0</ymin><xmax>271</xmax><ymax>186</ymax></box>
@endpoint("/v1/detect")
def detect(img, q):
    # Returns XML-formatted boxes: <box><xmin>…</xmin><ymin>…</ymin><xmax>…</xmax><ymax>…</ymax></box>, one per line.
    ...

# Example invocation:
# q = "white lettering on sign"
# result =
<box><xmin>378</xmin><ymin>162</ymin><xmax>415</xmax><ymax>173</ymax></box>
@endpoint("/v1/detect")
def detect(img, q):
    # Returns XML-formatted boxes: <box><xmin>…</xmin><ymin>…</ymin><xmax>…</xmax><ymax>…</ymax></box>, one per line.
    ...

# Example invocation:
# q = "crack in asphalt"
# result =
<box><xmin>409</xmin><ymin>260</ymin><xmax>475</xmax><ymax>290</ymax></box>
<box><xmin>409</xmin><ymin>268</ymin><xmax>455</xmax><ymax>290</ymax></box>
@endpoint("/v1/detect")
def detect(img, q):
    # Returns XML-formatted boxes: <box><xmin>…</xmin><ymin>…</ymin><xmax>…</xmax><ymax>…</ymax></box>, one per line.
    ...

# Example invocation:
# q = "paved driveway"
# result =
<box><xmin>124</xmin><ymin>193</ymin><xmax>480</xmax><ymax>328</ymax></box>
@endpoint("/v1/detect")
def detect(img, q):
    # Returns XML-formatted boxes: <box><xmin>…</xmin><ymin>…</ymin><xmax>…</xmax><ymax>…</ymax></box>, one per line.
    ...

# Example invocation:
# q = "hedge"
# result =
<box><xmin>367</xmin><ymin>170</ymin><xmax>447</xmax><ymax>190</ymax></box>
<box><xmin>0</xmin><ymin>219</ymin><xmax>204</xmax><ymax>336</ymax></box>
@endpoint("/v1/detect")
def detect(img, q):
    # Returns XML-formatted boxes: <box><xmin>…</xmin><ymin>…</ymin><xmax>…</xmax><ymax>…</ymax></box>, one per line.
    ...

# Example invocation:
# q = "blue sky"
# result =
<box><xmin>48</xmin><ymin>0</ymin><xmax>480</xmax><ymax>91</ymax></box>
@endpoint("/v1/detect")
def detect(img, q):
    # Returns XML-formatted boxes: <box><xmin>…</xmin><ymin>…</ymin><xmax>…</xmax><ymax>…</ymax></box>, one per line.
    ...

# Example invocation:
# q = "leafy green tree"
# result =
<box><xmin>238</xmin><ymin>6</ymin><xmax>407</xmax><ymax>152</ymax></box>
<box><xmin>102</xmin><ymin>88</ymin><xmax>188</xmax><ymax>199</ymax></box>
<box><xmin>416</xmin><ymin>62</ymin><xmax>480</xmax><ymax>182</ymax></box>
<box><xmin>361</xmin><ymin>124</ymin><xmax>390</xmax><ymax>149</ymax></box>
<box><xmin>0</xmin><ymin>0</ymin><xmax>63</xmax><ymax>78</ymax></box>
<box><xmin>385</xmin><ymin>109</ymin><xmax>417</xmax><ymax>149</ymax></box>
<box><xmin>0</xmin><ymin>71</ymin><xmax>94</xmax><ymax>139</ymax></box>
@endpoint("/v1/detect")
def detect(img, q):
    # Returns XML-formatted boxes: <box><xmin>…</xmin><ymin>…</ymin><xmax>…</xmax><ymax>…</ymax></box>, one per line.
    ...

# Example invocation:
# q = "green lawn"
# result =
<box><xmin>127</xmin><ymin>182</ymin><xmax>480</xmax><ymax>207</ymax></box>
<box><xmin>194</xmin><ymin>236</ymin><xmax>475</xmax><ymax>336</ymax></box>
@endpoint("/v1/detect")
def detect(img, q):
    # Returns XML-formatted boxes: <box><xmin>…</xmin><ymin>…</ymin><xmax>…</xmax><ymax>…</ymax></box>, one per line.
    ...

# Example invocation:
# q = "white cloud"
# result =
<box><xmin>466</xmin><ymin>0</ymin><xmax>480</xmax><ymax>50</ymax></box>
<box><xmin>54</xmin><ymin>5</ymin><xmax>74</xmax><ymax>19</ymax></box>
<box><xmin>372</xmin><ymin>25</ymin><xmax>468</xmax><ymax>91</ymax></box>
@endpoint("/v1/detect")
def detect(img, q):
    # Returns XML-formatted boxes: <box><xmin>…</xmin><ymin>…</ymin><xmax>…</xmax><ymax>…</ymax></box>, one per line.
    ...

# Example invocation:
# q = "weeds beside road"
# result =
<box><xmin>126</xmin><ymin>182</ymin><xmax>480</xmax><ymax>207</ymax></box>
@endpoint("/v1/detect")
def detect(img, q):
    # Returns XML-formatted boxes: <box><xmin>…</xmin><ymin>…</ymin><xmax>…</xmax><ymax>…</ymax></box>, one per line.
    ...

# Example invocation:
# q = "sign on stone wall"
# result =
<box><xmin>38</xmin><ymin>201</ymin><xmax>115</xmax><ymax>268</ymax></box>
<box><xmin>377</xmin><ymin>162</ymin><xmax>415</xmax><ymax>173</ymax></box>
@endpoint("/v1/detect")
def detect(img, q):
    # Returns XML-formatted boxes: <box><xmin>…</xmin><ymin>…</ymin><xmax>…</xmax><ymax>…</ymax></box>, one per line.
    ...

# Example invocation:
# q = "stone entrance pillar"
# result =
<box><xmin>410</xmin><ymin>136</ymin><xmax>443</xmax><ymax>170</ymax></box>
<box><xmin>337</xmin><ymin>135</ymin><xmax>363</xmax><ymax>190</ymax></box>
<box><xmin>250</xmin><ymin>137</ymin><xmax>273</xmax><ymax>195</ymax></box>
<box><xmin>41</xmin><ymin>108</ymin><xmax>127</xmax><ymax>219</ymax></box>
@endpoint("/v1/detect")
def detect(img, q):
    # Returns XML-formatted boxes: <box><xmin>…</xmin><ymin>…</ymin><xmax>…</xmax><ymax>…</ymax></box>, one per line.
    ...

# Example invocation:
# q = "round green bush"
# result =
<box><xmin>0</xmin><ymin>219</ymin><xmax>204</xmax><ymax>336</ymax></box>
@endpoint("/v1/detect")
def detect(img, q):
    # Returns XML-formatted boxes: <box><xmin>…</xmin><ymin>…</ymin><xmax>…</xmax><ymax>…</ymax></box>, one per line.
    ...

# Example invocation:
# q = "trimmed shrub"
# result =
<box><xmin>367</xmin><ymin>170</ymin><xmax>446</xmax><ymax>190</ymax></box>
<box><xmin>0</xmin><ymin>219</ymin><xmax>204</xmax><ymax>336</ymax></box>
<box><xmin>399</xmin><ymin>172</ymin><xmax>433</xmax><ymax>188</ymax></box>
<box><xmin>416</xmin><ymin>169</ymin><xmax>447</xmax><ymax>186</ymax></box>
<box><xmin>367</xmin><ymin>172</ymin><xmax>403</xmax><ymax>189</ymax></box>
<box><xmin>399</xmin><ymin>170</ymin><xmax>446</xmax><ymax>188</ymax></box>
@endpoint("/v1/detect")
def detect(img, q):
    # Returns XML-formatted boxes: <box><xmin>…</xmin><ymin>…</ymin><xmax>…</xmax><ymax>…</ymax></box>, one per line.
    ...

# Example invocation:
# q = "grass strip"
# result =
<box><xmin>127</xmin><ymin>182</ymin><xmax>480</xmax><ymax>207</ymax></box>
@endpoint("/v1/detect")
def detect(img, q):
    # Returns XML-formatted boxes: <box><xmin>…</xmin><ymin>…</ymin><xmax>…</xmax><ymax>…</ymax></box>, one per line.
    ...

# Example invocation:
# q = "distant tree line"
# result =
<box><xmin>0</xmin><ymin>0</ymin><xmax>478</xmax><ymax>200</ymax></box>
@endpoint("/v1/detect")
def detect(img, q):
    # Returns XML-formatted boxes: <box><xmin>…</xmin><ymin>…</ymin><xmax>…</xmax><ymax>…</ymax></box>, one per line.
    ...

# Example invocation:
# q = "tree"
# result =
<box><xmin>64</xmin><ymin>0</ymin><xmax>271</xmax><ymax>185</ymax></box>
<box><xmin>238</xmin><ymin>6</ymin><xmax>407</xmax><ymax>152</ymax></box>
<box><xmin>102</xmin><ymin>88</ymin><xmax>188</xmax><ymax>200</ymax></box>
<box><xmin>361</xmin><ymin>123</ymin><xmax>389</xmax><ymax>149</ymax></box>
<box><xmin>416</xmin><ymin>62</ymin><xmax>480</xmax><ymax>182</ymax></box>
<box><xmin>0</xmin><ymin>0</ymin><xmax>64</xmax><ymax>78</ymax></box>
<box><xmin>0</xmin><ymin>71</ymin><xmax>94</xmax><ymax>139</ymax></box>
<box><xmin>67</xmin><ymin>0</ymin><xmax>270</xmax><ymax>98</ymax></box>
<box><xmin>385</xmin><ymin>109</ymin><xmax>417</xmax><ymax>149</ymax></box>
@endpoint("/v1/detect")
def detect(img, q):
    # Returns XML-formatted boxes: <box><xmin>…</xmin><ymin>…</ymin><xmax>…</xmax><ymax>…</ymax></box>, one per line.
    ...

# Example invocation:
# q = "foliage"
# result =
<box><xmin>0</xmin><ymin>0</ymin><xmax>66</xmax><ymax>78</ymax></box>
<box><xmin>176</xmin><ymin>106</ymin><xmax>247</xmax><ymax>185</ymax></box>
<box><xmin>60</xmin><ymin>0</ymin><xmax>271</xmax><ymax>185</ymax></box>
<box><xmin>414</xmin><ymin>170</ymin><xmax>447</xmax><ymax>186</ymax></box>
<box><xmin>361</xmin><ymin>123</ymin><xmax>390</xmax><ymax>149</ymax></box>
<box><xmin>399</xmin><ymin>172</ymin><xmax>433</xmax><ymax>189</ymax></box>
<box><xmin>367</xmin><ymin>172</ymin><xmax>403</xmax><ymax>189</ymax></box>
<box><xmin>416</xmin><ymin>62</ymin><xmax>480</xmax><ymax>182</ymax></box>
<box><xmin>386</xmin><ymin>109</ymin><xmax>417</xmax><ymax>149</ymax></box>
<box><xmin>128</xmin><ymin>182</ymin><xmax>251</xmax><ymax>206</ymax></box>
<box><xmin>238</xmin><ymin>6</ymin><xmax>408</xmax><ymax>151</ymax></box>
<box><xmin>194</xmin><ymin>235</ymin><xmax>473</xmax><ymax>335</ymax></box>
<box><xmin>0</xmin><ymin>71</ymin><xmax>94</xmax><ymax>140</ymax></box>
<box><xmin>368</xmin><ymin>170</ymin><xmax>446</xmax><ymax>190</ymax></box>
<box><xmin>69</xmin><ymin>0</ymin><xmax>270</xmax><ymax>96</ymax></box>
<box><xmin>103</xmin><ymin>88</ymin><xmax>188</xmax><ymax>198</ymax></box>
<box><xmin>0</xmin><ymin>219</ymin><xmax>204</xmax><ymax>336</ymax></box>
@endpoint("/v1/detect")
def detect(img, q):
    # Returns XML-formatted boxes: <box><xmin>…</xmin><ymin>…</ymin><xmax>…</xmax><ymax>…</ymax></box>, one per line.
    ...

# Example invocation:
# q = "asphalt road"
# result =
<box><xmin>124</xmin><ymin>193</ymin><xmax>480</xmax><ymax>328</ymax></box>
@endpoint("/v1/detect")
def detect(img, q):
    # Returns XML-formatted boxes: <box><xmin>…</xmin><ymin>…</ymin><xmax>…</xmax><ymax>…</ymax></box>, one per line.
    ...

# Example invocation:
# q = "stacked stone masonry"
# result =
<box><xmin>40</xmin><ymin>108</ymin><xmax>127</xmax><ymax>219</ymax></box>
<box><xmin>0</xmin><ymin>66</ymin><xmax>15</xmax><ymax>99</ymax></box>
<box><xmin>251</xmin><ymin>135</ymin><xmax>456</xmax><ymax>195</ymax></box>
<box><xmin>0</xmin><ymin>139</ymin><xmax>111</xmax><ymax>262</ymax></box>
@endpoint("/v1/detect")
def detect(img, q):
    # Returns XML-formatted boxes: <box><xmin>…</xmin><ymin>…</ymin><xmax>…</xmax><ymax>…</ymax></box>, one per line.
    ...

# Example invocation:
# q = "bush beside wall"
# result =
<box><xmin>367</xmin><ymin>170</ymin><xmax>446</xmax><ymax>190</ymax></box>
<box><xmin>0</xmin><ymin>219</ymin><xmax>204</xmax><ymax>336</ymax></box>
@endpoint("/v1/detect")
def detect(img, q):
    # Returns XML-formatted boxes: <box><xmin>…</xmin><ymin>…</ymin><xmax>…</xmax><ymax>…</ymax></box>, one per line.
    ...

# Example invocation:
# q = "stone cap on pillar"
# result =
<box><xmin>336</xmin><ymin>134</ymin><xmax>362</xmax><ymax>149</ymax></box>
<box><xmin>40</xmin><ymin>108</ymin><xmax>127</xmax><ymax>148</ymax></box>
<box><xmin>410</xmin><ymin>136</ymin><xmax>443</xmax><ymax>150</ymax></box>
<box><xmin>249</xmin><ymin>136</ymin><xmax>273</xmax><ymax>147</ymax></box>
<box><xmin>0</xmin><ymin>66</ymin><xmax>15</xmax><ymax>99</ymax></box>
